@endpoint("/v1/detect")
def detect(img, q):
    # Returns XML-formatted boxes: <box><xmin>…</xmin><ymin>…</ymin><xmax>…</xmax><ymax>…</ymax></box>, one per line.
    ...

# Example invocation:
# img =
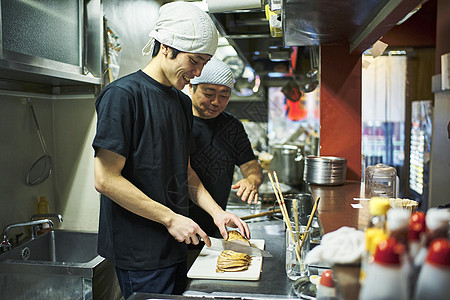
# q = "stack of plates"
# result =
<box><xmin>303</xmin><ymin>156</ymin><xmax>347</xmax><ymax>185</ymax></box>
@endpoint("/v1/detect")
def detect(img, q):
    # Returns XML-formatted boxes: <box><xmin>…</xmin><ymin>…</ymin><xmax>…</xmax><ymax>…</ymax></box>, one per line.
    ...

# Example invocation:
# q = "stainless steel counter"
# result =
<box><xmin>184</xmin><ymin>207</ymin><xmax>308</xmax><ymax>299</ymax></box>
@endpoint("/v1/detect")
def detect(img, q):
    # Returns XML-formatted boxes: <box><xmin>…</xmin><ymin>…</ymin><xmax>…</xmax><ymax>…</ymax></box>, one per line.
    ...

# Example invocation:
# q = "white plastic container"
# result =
<box><xmin>414</xmin><ymin>239</ymin><xmax>450</xmax><ymax>300</ymax></box>
<box><xmin>316</xmin><ymin>269</ymin><xmax>337</xmax><ymax>300</ymax></box>
<box><xmin>414</xmin><ymin>208</ymin><xmax>450</xmax><ymax>267</ymax></box>
<box><xmin>359</xmin><ymin>238</ymin><xmax>409</xmax><ymax>300</ymax></box>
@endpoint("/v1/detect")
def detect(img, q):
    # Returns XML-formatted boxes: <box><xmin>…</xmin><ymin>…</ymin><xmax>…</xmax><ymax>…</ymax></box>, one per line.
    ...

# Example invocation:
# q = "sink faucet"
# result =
<box><xmin>1</xmin><ymin>219</ymin><xmax>54</xmax><ymax>253</ymax></box>
<box><xmin>30</xmin><ymin>213</ymin><xmax>63</xmax><ymax>237</ymax></box>
<box><xmin>30</xmin><ymin>213</ymin><xmax>63</xmax><ymax>223</ymax></box>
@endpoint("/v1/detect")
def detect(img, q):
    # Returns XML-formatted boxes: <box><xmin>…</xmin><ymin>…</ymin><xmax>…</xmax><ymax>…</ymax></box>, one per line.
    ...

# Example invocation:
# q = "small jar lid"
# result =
<box><xmin>426</xmin><ymin>208</ymin><xmax>450</xmax><ymax>231</ymax></box>
<box><xmin>374</xmin><ymin>238</ymin><xmax>405</xmax><ymax>265</ymax></box>
<box><xmin>387</xmin><ymin>208</ymin><xmax>410</xmax><ymax>231</ymax></box>
<box><xmin>370</xmin><ymin>197</ymin><xmax>391</xmax><ymax>216</ymax></box>
<box><xmin>319</xmin><ymin>269</ymin><xmax>335</xmax><ymax>288</ymax></box>
<box><xmin>365</xmin><ymin>163</ymin><xmax>397</xmax><ymax>177</ymax></box>
<box><xmin>408</xmin><ymin>211</ymin><xmax>426</xmax><ymax>241</ymax></box>
<box><xmin>426</xmin><ymin>238</ymin><xmax>450</xmax><ymax>267</ymax></box>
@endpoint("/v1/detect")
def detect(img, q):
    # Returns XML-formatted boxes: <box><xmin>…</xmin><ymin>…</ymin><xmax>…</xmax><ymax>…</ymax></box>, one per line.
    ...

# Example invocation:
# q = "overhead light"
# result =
<box><xmin>268</xmin><ymin>46</ymin><xmax>291</xmax><ymax>62</ymax></box>
<box><xmin>397</xmin><ymin>5</ymin><xmax>421</xmax><ymax>25</ymax></box>
<box><xmin>206</xmin><ymin>0</ymin><xmax>262</xmax><ymax>13</ymax></box>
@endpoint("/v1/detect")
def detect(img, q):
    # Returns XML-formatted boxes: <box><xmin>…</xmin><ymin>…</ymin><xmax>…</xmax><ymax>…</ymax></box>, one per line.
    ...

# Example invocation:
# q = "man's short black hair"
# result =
<box><xmin>152</xmin><ymin>40</ymin><xmax>181</xmax><ymax>59</ymax></box>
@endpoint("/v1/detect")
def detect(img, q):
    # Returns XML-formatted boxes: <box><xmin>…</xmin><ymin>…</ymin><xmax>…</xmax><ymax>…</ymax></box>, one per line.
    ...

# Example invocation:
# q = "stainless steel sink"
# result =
<box><xmin>0</xmin><ymin>230</ymin><xmax>122</xmax><ymax>300</ymax></box>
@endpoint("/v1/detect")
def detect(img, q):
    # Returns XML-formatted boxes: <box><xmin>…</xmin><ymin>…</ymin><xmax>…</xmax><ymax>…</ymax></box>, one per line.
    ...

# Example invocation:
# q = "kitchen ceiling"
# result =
<box><xmin>208</xmin><ymin>0</ymin><xmax>426</xmax><ymax>77</ymax></box>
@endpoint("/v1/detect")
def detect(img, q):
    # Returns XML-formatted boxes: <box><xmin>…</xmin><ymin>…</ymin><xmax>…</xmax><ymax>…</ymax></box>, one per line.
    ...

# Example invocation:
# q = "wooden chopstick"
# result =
<box><xmin>268</xmin><ymin>172</ymin><xmax>302</xmax><ymax>264</ymax></box>
<box><xmin>272</xmin><ymin>172</ymin><xmax>291</xmax><ymax>230</ymax></box>
<box><xmin>268</xmin><ymin>172</ymin><xmax>290</xmax><ymax>230</ymax></box>
<box><xmin>273</xmin><ymin>171</ymin><xmax>302</xmax><ymax>260</ymax></box>
<box><xmin>298</xmin><ymin>196</ymin><xmax>320</xmax><ymax>251</ymax></box>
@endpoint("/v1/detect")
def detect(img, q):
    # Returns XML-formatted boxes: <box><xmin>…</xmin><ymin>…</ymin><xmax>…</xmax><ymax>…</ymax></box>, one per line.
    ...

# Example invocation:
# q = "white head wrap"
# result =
<box><xmin>190</xmin><ymin>57</ymin><xmax>234</xmax><ymax>89</ymax></box>
<box><xmin>142</xmin><ymin>2</ymin><xmax>218</xmax><ymax>57</ymax></box>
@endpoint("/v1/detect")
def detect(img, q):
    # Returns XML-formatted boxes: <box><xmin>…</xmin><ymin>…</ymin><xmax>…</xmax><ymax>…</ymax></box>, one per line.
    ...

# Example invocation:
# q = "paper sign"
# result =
<box><xmin>351</xmin><ymin>203</ymin><xmax>363</xmax><ymax>209</ymax></box>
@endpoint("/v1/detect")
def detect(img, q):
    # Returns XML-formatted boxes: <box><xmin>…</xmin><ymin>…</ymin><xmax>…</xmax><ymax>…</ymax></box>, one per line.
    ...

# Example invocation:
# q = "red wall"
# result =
<box><xmin>320</xmin><ymin>45</ymin><xmax>362</xmax><ymax>181</ymax></box>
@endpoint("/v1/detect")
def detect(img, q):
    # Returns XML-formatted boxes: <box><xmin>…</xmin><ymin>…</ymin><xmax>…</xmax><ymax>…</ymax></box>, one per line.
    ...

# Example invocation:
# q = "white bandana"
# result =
<box><xmin>142</xmin><ymin>2</ymin><xmax>218</xmax><ymax>57</ymax></box>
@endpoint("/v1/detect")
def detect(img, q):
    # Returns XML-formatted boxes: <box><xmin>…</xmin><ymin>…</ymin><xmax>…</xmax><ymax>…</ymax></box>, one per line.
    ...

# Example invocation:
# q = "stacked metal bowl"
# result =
<box><xmin>303</xmin><ymin>156</ymin><xmax>347</xmax><ymax>185</ymax></box>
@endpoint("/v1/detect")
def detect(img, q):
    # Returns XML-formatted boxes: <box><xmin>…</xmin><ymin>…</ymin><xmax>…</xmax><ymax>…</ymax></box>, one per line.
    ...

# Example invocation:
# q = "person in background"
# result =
<box><xmin>92</xmin><ymin>3</ymin><xmax>249</xmax><ymax>298</ymax></box>
<box><xmin>188</xmin><ymin>57</ymin><xmax>263</xmax><ymax>242</ymax></box>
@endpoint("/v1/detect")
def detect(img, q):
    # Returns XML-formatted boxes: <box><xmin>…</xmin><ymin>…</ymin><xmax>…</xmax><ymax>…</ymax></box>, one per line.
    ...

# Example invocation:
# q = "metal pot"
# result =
<box><xmin>270</xmin><ymin>144</ymin><xmax>304</xmax><ymax>186</ymax></box>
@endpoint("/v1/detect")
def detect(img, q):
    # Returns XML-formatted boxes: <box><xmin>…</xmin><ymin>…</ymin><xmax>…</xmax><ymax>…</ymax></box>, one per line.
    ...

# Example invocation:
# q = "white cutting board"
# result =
<box><xmin>187</xmin><ymin>239</ymin><xmax>265</xmax><ymax>281</ymax></box>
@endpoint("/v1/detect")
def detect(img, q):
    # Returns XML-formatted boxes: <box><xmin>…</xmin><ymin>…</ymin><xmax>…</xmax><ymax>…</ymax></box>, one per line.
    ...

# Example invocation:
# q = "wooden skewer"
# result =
<box><xmin>292</xmin><ymin>195</ymin><xmax>300</xmax><ymax>243</ymax></box>
<box><xmin>273</xmin><ymin>171</ymin><xmax>302</xmax><ymax>260</ymax></box>
<box><xmin>272</xmin><ymin>172</ymin><xmax>291</xmax><ymax>229</ymax></box>
<box><xmin>298</xmin><ymin>196</ymin><xmax>320</xmax><ymax>251</ymax></box>
<box><xmin>267</xmin><ymin>172</ymin><xmax>302</xmax><ymax>264</ymax></box>
<box><xmin>267</xmin><ymin>172</ymin><xmax>289</xmax><ymax>229</ymax></box>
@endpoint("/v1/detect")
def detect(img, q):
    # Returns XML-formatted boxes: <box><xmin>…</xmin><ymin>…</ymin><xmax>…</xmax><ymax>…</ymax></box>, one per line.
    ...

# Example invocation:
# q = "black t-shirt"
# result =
<box><xmin>189</xmin><ymin>112</ymin><xmax>256</xmax><ymax>237</ymax></box>
<box><xmin>92</xmin><ymin>70</ymin><xmax>192</xmax><ymax>270</ymax></box>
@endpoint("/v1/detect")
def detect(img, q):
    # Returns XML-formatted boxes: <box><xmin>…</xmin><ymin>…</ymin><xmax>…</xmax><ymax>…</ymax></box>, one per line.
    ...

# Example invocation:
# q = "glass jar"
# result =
<box><xmin>365</xmin><ymin>163</ymin><xmax>397</xmax><ymax>198</ymax></box>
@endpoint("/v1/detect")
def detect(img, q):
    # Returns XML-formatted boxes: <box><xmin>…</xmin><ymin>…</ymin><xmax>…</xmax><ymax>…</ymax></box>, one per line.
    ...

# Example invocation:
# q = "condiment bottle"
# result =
<box><xmin>408</xmin><ymin>211</ymin><xmax>426</xmax><ymax>258</ymax></box>
<box><xmin>316</xmin><ymin>269</ymin><xmax>337</xmax><ymax>300</ymax></box>
<box><xmin>407</xmin><ymin>211</ymin><xmax>427</xmax><ymax>295</ymax></box>
<box><xmin>387</xmin><ymin>208</ymin><xmax>410</xmax><ymax>247</ymax></box>
<box><xmin>37</xmin><ymin>196</ymin><xmax>50</xmax><ymax>234</ymax></box>
<box><xmin>359</xmin><ymin>238</ymin><xmax>409</xmax><ymax>300</ymax></box>
<box><xmin>37</xmin><ymin>196</ymin><xmax>49</xmax><ymax>215</ymax></box>
<box><xmin>387</xmin><ymin>208</ymin><xmax>411</xmax><ymax>287</ymax></box>
<box><xmin>413</xmin><ymin>238</ymin><xmax>450</xmax><ymax>300</ymax></box>
<box><xmin>414</xmin><ymin>208</ymin><xmax>450</xmax><ymax>267</ymax></box>
<box><xmin>360</xmin><ymin>197</ymin><xmax>390</xmax><ymax>282</ymax></box>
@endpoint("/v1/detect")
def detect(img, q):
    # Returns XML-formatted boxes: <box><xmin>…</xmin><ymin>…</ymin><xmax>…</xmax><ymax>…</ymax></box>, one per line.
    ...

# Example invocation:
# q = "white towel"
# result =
<box><xmin>305</xmin><ymin>226</ymin><xmax>366</xmax><ymax>265</ymax></box>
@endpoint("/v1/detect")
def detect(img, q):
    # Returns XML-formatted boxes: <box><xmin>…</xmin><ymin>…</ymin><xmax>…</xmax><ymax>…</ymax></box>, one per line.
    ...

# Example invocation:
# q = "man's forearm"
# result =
<box><xmin>240</xmin><ymin>159</ymin><xmax>263</xmax><ymax>186</ymax></box>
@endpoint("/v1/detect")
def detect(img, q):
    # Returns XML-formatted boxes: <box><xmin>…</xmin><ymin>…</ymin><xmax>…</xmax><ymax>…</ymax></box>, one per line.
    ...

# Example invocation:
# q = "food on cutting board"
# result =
<box><xmin>227</xmin><ymin>230</ymin><xmax>250</xmax><ymax>245</ymax></box>
<box><xmin>216</xmin><ymin>231</ymin><xmax>252</xmax><ymax>273</ymax></box>
<box><xmin>216</xmin><ymin>250</ymin><xmax>252</xmax><ymax>272</ymax></box>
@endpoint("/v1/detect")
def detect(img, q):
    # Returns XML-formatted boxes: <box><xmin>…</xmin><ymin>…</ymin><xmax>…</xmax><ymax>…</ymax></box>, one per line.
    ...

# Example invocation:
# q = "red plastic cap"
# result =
<box><xmin>320</xmin><ymin>269</ymin><xmax>335</xmax><ymax>287</ymax></box>
<box><xmin>426</xmin><ymin>238</ymin><xmax>450</xmax><ymax>267</ymax></box>
<box><xmin>374</xmin><ymin>238</ymin><xmax>405</xmax><ymax>265</ymax></box>
<box><xmin>409</xmin><ymin>212</ymin><xmax>426</xmax><ymax>241</ymax></box>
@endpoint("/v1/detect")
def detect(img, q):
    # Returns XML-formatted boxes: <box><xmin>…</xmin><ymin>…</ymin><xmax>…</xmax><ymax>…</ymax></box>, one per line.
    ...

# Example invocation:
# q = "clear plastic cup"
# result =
<box><xmin>286</xmin><ymin>226</ymin><xmax>311</xmax><ymax>280</ymax></box>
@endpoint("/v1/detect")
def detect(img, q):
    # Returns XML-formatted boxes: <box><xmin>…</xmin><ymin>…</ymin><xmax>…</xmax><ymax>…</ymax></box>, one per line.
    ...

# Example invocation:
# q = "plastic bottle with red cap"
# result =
<box><xmin>407</xmin><ymin>211</ymin><xmax>427</xmax><ymax>296</ymax></box>
<box><xmin>408</xmin><ymin>211</ymin><xmax>426</xmax><ymax>259</ymax></box>
<box><xmin>316</xmin><ymin>269</ymin><xmax>337</xmax><ymax>300</ymax></box>
<box><xmin>414</xmin><ymin>208</ymin><xmax>450</xmax><ymax>267</ymax></box>
<box><xmin>359</xmin><ymin>237</ymin><xmax>409</xmax><ymax>300</ymax></box>
<box><xmin>413</xmin><ymin>238</ymin><xmax>450</xmax><ymax>300</ymax></box>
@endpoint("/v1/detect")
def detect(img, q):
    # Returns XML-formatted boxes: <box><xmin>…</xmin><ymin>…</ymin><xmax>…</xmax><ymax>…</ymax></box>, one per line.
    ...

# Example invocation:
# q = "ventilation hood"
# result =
<box><xmin>209</xmin><ymin>0</ymin><xmax>426</xmax><ymax>77</ymax></box>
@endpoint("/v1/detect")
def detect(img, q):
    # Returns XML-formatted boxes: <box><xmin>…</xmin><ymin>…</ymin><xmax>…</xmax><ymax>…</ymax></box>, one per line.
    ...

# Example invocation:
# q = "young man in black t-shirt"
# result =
<box><xmin>92</xmin><ymin>3</ymin><xmax>249</xmax><ymax>298</ymax></box>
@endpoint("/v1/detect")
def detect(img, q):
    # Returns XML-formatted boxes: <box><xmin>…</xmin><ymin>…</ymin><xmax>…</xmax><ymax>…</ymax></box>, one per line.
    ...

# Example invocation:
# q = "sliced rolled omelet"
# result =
<box><xmin>216</xmin><ymin>250</ymin><xmax>252</xmax><ymax>272</ymax></box>
<box><xmin>216</xmin><ymin>231</ymin><xmax>252</xmax><ymax>272</ymax></box>
<box><xmin>226</xmin><ymin>230</ymin><xmax>250</xmax><ymax>245</ymax></box>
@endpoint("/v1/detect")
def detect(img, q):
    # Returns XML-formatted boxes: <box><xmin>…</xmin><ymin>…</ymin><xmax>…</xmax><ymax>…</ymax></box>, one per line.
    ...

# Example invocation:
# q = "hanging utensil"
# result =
<box><xmin>26</xmin><ymin>99</ymin><xmax>53</xmax><ymax>186</ymax></box>
<box><xmin>302</xmin><ymin>45</ymin><xmax>319</xmax><ymax>93</ymax></box>
<box><xmin>306</xmin><ymin>45</ymin><xmax>319</xmax><ymax>78</ymax></box>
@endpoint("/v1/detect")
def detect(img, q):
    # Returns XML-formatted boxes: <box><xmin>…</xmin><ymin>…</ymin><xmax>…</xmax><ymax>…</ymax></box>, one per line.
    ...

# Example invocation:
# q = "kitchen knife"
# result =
<box><xmin>207</xmin><ymin>237</ymin><xmax>273</xmax><ymax>257</ymax></box>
